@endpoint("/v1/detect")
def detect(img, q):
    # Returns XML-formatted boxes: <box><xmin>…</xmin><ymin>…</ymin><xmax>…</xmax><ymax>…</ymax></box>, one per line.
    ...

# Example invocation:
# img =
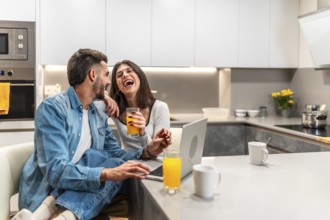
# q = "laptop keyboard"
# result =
<box><xmin>149</xmin><ymin>166</ymin><xmax>163</xmax><ymax>177</ymax></box>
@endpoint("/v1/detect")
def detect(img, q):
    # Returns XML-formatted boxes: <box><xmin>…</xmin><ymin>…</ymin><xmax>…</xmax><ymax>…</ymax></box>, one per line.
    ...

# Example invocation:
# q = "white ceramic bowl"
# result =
<box><xmin>247</xmin><ymin>110</ymin><xmax>260</xmax><ymax>117</ymax></box>
<box><xmin>202</xmin><ymin>108</ymin><xmax>230</xmax><ymax>120</ymax></box>
<box><xmin>234</xmin><ymin>109</ymin><xmax>247</xmax><ymax>117</ymax></box>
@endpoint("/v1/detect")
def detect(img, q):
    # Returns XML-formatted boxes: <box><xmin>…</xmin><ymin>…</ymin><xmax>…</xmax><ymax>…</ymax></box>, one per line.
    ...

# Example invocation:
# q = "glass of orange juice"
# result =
<box><xmin>126</xmin><ymin>107</ymin><xmax>140</xmax><ymax>137</ymax></box>
<box><xmin>163</xmin><ymin>148</ymin><xmax>181</xmax><ymax>195</ymax></box>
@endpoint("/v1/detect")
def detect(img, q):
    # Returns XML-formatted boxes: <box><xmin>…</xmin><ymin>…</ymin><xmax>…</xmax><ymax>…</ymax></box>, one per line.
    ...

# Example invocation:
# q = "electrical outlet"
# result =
<box><xmin>44</xmin><ymin>84</ymin><xmax>61</xmax><ymax>95</ymax></box>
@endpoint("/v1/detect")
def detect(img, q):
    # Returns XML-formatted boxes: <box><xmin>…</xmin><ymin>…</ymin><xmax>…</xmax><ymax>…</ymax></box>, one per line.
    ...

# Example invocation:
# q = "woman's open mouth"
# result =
<box><xmin>123</xmin><ymin>79</ymin><xmax>134</xmax><ymax>88</ymax></box>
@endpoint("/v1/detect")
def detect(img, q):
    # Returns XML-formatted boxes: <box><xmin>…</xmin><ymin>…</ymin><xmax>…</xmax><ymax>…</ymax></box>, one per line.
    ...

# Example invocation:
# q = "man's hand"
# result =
<box><xmin>103</xmin><ymin>95</ymin><xmax>119</xmax><ymax>118</ymax></box>
<box><xmin>147</xmin><ymin>128</ymin><xmax>172</xmax><ymax>157</ymax></box>
<box><xmin>100</xmin><ymin>161</ymin><xmax>150</xmax><ymax>182</ymax></box>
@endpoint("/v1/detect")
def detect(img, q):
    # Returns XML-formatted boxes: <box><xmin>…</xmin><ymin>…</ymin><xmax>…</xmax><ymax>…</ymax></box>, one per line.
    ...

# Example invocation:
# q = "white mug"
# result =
<box><xmin>248</xmin><ymin>142</ymin><xmax>269</xmax><ymax>165</ymax></box>
<box><xmin>193</xmin><ymin>164</ymin><xmax>221</xmax><ymax>199</ymax></box>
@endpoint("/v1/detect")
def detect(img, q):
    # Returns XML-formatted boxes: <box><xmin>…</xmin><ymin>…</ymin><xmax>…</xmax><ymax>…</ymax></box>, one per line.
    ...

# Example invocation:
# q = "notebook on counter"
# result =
<box><xmin>143</xmin><ymin>118</ymin><xmax>208</xmax><ymax>182</ymax></box>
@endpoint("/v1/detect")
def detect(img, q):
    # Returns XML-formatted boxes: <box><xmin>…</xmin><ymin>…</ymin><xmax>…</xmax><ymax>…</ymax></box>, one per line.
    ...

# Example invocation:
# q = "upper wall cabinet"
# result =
<box><xmin>40</xmin><ymin>0</ymin><xmax>106</xmax><ymax>65</ymax></box>
<box><xmin>238</xmin><ymin>0</ymin><xmax>299</xmax><ymax>68</ymax></box>
<box><xmin>106</xmin><ymin>0</ymin><xmax>152</xmax><ymax>66</ymax></box>
<box><xmin>195</xmin><ymin>0</ymin><xmax>239</xmax><ymax>67</ymax></box>
<box><xmin>37</xmin><ymin>0</ymin><xmax>300</xmax><ymax>67</ymax></box>
<box><xmin>238</xmin><ymin>0</ymin><xmax>270</xmax><ymax>68</ymax></box>
<box><xmin>269</xmin><ymin>0</ymin><xmax>299</xmax><ymax>68</ymax></box>
<box><xmin>0</xmin><ymin>0</ymin><xmax>35</xmax><ymax>21</ymax></box>
<box><xmin>152</xmin><ymin>0</ymin><xmax>194</xmax><ymax>67</ymax></box>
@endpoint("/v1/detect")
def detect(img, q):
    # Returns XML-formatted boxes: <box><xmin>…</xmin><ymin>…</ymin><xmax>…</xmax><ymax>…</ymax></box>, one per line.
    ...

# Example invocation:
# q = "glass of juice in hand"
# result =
<box><xmin>163</xmin><ymin>148</ymin><xmax>181</xmax><ymax>195</ymax></box>
<box><xmin>126</xmin><ymin>107</ymin><xmax>140</xmax><ymax>137</ymax></box>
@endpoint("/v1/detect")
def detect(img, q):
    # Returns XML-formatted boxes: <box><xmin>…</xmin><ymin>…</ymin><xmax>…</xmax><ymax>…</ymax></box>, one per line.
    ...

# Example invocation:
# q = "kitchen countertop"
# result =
<box><xmin>1</xmin><ymin>114</ymin><xmax>329</xmax><ymax>144</ymax></box>
<box><xmin>170</xmin><ymin>114</ymin><xmax>330</xmax><ymax>144</ymax></box>
<box><xmin>138</xmin><ymin>152</ymin><xmax>330</xmax><ymax>220</ymax></box>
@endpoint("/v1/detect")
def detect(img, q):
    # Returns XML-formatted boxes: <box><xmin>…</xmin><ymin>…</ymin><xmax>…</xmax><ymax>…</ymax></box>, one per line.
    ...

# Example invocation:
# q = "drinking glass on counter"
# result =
<box><xmin>126</xmin><ymin>107</ymin><xmax>140</xmax><ymax>137</ymax></box>
<box><xmin>163</xmin><ymin>148</ymin><xmax>181</xmax><ymax>195</ymax></box>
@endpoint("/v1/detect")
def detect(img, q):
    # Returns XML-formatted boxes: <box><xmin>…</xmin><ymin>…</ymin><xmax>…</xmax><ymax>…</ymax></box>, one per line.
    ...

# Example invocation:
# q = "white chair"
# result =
<box><xmin>0</xmin><ymin>142</ymin><xmax>34</xmax><ymax>220</ymax></box>
<box><xmin>0</xmin><ymin>142</ymin><xmax>128</xmax><ymax>220</ymax></box>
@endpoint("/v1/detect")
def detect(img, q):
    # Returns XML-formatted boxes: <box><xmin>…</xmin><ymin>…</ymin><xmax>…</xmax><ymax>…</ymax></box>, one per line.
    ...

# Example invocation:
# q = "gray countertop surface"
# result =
<box><xmin>1</xmin><ymin>114</ymin><xmax>329</xmax><ymax>144</ymax></box>
<box><xmin>140</xmin><ymin>152</ymin><xmax>330</xmax><ymax>220</ymax></box>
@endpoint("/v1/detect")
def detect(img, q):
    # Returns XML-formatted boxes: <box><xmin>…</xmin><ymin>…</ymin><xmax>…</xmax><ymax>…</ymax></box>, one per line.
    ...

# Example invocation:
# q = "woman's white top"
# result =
<box><xmin>112</xmin><ymin>100</ymin><xmax>170</xmax><ymax>152</ymax></box>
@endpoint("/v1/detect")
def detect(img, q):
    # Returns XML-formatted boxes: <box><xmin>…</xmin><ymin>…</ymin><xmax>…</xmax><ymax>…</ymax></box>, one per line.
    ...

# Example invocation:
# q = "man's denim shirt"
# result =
<box><xmin>19</xmin><ymin>86</ymin><xmax>143</xmax><ymax>211</ymax></box>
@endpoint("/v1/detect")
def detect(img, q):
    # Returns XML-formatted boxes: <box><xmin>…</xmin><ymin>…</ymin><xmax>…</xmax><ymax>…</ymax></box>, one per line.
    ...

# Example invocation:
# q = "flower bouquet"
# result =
<box><xmin>271</xmin><ymin>89</ymin><xmax>294</xmax><ymax>117</ymax></box>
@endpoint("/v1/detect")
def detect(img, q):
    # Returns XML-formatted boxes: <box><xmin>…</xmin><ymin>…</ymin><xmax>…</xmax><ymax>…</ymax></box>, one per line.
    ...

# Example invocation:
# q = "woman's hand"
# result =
<box><xmin>128</xmin><ymin>111</ymin><xmax>146</xmax><ymax>136</ymax></box>
<box><xmin>103</xmin><ymin>95</ymin><xmax>119</xmax><ymax>118</ymax></box>
<box><xmin>146</xmin><ymin>128</ymin><xmax>172</xmax><ymax>156</ymax></box>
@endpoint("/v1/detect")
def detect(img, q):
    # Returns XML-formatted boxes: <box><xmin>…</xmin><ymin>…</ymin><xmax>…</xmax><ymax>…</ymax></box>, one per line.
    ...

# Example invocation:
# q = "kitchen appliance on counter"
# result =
<box><xmin>0</xmin><ymin>21</ymin><xmax>35</xmax><ymax>120</ymax></box>
<box><xmin>275</xmin><ymin>124</ymin><xmax>330</xmax><ymax>137</ymax></box>
<box><xmin>301</xmin><ymin>104</ymin><xmax>327</xmax><ymax>129</ymax></box>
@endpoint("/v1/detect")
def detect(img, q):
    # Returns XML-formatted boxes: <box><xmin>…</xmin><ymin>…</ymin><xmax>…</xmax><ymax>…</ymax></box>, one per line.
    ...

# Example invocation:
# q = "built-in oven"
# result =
<box><xmin>0</xmin><ymin>21</ymin><xmax>35</xmax><ymax>120</ymax></box>
<box><xmin>0</xmin><ymin>80</ymin><xmax>35</xmax><ymax>120</ymax></box>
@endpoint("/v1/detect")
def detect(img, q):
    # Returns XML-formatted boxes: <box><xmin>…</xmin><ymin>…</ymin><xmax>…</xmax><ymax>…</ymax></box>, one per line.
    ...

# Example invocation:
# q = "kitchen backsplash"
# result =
<box><xmin>231</xmin><ymin>68</ymin><xmax>330</xmax><ymax>116</ymax></box>
<box><xmin>42</xmin><ymin>66</ymin><xmax>220</xmax><ymax>114</ymax></box>
<box><xmin>41</xmin><ymin>66</ymin><xmax>330</xmax><ymax>117</ymax></box>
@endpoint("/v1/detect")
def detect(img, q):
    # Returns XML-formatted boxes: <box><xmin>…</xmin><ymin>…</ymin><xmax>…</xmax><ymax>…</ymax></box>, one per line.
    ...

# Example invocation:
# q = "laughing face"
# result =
<box><xmin>115</xmin><ymin>64</ymin><xmax>140</xmax><ymax>97</ymax></box>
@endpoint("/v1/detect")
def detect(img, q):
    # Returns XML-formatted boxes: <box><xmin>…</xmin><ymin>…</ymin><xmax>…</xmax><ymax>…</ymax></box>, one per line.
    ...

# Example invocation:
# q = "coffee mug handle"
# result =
<box><xmin>215</xmin><ymin>171</ymin><xmax>221</xmax><ymax>188</ymax></box>
<box><xmin>263</xmin><ymin>148</ymin><xmax>269</xmax><ymax>163</ymax></box>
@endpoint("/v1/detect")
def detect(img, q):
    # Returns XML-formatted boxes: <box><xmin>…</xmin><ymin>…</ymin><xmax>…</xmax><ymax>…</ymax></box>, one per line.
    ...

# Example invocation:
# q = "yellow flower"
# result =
<box><xmin>271</xmin><ymin>89</ymin><xmax>295</xmax><ymax>110</ymax></box>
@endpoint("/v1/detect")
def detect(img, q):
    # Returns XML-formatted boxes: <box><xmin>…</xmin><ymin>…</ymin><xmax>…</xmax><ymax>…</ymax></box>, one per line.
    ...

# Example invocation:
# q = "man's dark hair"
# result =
<box><xmin>67</xmin><ymin>48</ymin><xmax>108</xmax><ymax>87</ymax></box>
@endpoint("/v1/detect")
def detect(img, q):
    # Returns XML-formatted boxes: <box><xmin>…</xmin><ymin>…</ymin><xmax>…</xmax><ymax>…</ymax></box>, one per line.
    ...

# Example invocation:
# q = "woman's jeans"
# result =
<box><xmin>51</xmin><ymin>149</ymin><xmax>126</xmax><ymax>220</ymax></box>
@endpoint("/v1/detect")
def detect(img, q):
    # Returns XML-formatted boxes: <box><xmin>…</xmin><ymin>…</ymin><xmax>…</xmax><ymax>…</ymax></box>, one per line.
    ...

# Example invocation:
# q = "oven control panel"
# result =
<box><xmin>0</xmin><ymin>67</ymin><xmax>34</xmax><ymax>80</ymax></box>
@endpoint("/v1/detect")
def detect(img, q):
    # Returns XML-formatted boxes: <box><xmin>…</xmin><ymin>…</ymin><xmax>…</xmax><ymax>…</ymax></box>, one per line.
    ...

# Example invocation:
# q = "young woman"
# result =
<box><xmin>107</xmin><ymin>60</ymin><xmax>171</xmax><ymax>154</ymax></box>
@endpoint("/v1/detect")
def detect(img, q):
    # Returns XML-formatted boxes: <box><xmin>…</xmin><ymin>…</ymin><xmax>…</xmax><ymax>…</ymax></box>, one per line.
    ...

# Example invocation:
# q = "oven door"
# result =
<box><xmin>0</xmin><ymin>80</ymin><xmax>35</xmax><ymax>120</ymax></box>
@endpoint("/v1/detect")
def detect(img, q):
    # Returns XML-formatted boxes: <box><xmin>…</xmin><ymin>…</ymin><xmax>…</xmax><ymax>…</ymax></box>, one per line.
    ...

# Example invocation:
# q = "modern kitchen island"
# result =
<box><xmin>134</xmin><ymin>152</ymin><xmax>330</xmax><ymax>220</ymax></box>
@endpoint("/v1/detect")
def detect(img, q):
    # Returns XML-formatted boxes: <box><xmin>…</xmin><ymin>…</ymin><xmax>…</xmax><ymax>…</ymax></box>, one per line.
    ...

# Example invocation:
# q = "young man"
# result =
<box><xmin>13</xmin><ymin>49</ymin><xmax>171</xmax><ymax>220</ymax></box>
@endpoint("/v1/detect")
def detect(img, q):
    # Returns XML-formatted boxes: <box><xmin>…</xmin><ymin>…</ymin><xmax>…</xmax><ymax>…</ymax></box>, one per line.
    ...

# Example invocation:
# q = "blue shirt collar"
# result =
<box><xmin>67</xmin><ymin>86</ymin><xmax>96</xmax><ymax>113</ymax></box>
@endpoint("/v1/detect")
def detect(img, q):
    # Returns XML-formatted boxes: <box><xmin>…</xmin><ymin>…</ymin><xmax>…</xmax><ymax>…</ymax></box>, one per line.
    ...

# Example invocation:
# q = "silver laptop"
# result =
<box><xmin>144</xmin><ymin>118</ymin><xmax>208</xmax><ymax>181</ymax></box>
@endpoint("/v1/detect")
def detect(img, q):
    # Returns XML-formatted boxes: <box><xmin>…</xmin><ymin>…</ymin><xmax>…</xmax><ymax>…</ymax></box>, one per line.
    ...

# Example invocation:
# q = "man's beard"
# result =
<box><xmin>95</xmin><ymin>91</ymin><xmax>105</xmax><ymax>100</ymax></box>
<box><xmin>93</xmin><ymin>79</ymin><xmax>105</xmax><ymax>100</ymax></box>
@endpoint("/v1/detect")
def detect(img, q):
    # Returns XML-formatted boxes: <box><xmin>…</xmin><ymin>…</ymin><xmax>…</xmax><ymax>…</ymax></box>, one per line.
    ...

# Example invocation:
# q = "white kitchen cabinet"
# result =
<box><xmin>152</xmin><ymin>0</ymin><xmax>194</xmax><ymax>67</ymax></box>
<box><xmin>0</xmin><ymin>0</ymin><xmax>35</xmax><ymax>21</ymax></box>
<box><xmin>238</xmin><ymin>0</ymin><xmax>270</xmax><ymax>68</ymax></box>
<box><xmin>40</xmin><ymin>0</ymin><xmax>106</xmax><ymax>65</ymax></box>
<box><xmin>269</xmin><ymin>0</ymin><xmax>299</xmax><ymax>68</ymax></box>
<box><xmin>106</xmin><ymin>0</ymin><xmax>152</xmax><ymax>66</ymax></box>
<box><xmin>0</xmin><ymin>131</ymin><xmax>34</xmax><ymax>147</ymax></box>
<box><xmin>195</xmin><ymin>0</ymin><xmax>239</xmax><ymax>67</ymax></box>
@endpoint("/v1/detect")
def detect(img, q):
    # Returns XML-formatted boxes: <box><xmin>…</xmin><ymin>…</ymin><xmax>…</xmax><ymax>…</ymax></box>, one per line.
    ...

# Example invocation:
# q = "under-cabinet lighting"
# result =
<box><xmin>43</xmin><ymin>65</ymin><xmax>218</xmax><ymax>75</ymax></box>
<box><xmin>43</xmin><ymin>65</ymin><xmax>67</xmax><ymax>72</ymax></box>
<box><xmin>142</xmin><ymin>67</ymin><xmax>218</xmax><ymax>75</ymax></box>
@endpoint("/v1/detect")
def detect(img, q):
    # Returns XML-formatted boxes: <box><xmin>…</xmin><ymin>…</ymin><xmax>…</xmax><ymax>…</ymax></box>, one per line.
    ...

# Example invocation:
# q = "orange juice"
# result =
<box><xmin>163</xmin><ymin>157</ymin><xmax>182</xmax><ymax>191</ymax></box>
<box><xmin>126</xmin><ymin>116</ymin><xmax>139</xmax><ymax>136</ymax></box>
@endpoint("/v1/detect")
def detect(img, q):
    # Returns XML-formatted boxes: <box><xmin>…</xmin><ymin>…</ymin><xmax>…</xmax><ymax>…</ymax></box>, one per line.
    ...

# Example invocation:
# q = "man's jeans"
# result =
<box><xmin>52</xmin><ymin>149</ymin><xmax>126</xmax><ymax>220</ymax></box>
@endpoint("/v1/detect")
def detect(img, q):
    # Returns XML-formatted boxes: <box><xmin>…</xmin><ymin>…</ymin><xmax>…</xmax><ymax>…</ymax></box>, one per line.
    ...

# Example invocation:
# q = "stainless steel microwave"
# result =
<box><xmin>0</xmin><ymin>28</ymin><xmax>28</xmax><ymax>60</ymax></box>
<box><xmin>0</xmin><ymin>20</ymin><xmax>35</xmax><ymax>67</ymax></box>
